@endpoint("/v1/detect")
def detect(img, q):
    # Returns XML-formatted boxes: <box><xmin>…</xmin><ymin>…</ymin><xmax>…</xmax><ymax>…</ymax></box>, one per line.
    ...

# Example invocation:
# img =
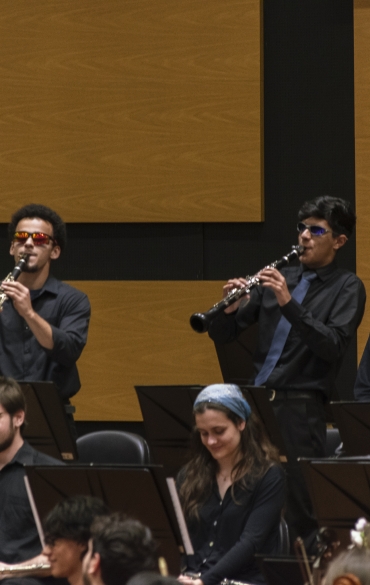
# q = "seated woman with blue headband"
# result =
<box><xmin>177</xmin><ymin>384</ymin><xmax>285</xmax><ymax>585</ymax></box>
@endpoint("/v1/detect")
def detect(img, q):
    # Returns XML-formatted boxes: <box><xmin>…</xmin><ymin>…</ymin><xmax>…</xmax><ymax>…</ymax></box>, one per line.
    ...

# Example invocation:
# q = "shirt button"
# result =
<box><xmin>213</xmin><ymin>521</ymin><xmax>217</xmax><ymax>526</ymax></box>
<box><xmin>209</xmin><ymin>542</ymin><xmax>213</xmax><ymax>547</ymax></box>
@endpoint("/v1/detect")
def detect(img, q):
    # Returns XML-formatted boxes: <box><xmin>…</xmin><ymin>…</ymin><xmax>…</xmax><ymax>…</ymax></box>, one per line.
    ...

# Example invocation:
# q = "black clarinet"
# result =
<box><xmin>189</xmin><ymin>245</ymin><xmax>303</xmax><ymax>334</ymax></box>
<box><xmin>0</xmin><ymin>254</ymin><xmax>28</xmax><ymax>312</ymax></box>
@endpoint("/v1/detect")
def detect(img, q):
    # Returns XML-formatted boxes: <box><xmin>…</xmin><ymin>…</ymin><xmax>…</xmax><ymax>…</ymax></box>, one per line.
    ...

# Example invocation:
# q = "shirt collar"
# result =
<box><xmin>31</xmin><ymin>275</ymin><xmax>59</xmax><ymax>300</ymax></box>
<box><xmin>6</xmin><ymin>441</ymin><xmax>34</xmax><ymax>467</ymax></box>
<box><xmin>299</xmin><ymin>259</ymin><xmax>338</xmax><ymax>282</ymax></box>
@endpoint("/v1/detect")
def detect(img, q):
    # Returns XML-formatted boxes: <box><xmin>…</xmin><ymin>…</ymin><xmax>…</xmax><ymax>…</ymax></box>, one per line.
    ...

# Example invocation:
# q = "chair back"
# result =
<box><xmin>278</xmin><ymin>517</ymin><xmax>290</xmax><ymax>555</ymax></box>
<box><xmin>76</xmin><ymin>430</ymin><xmax>150</xmax><ymax>464</ymax></box>
<box><xmin>325</xmin><ymin>427</ymin><xmax>342</xmax><ymax>457</ymax></box>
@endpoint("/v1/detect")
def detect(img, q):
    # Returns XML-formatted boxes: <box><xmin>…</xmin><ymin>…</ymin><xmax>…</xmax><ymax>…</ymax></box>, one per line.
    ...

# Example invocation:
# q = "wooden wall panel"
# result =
<box><xmin>358</xmin><ymin>279</ymin><xmax>370</xmax><ymax>357</ymax></box>
<box><xmin>354</xmin><ymin>1</ymin><xmax>370</xmax><ymax>359</ymax></box>
<box><xmin>0</xmin><ymin>0</ymin><xmax>262</xmax><ymax>223</ymax></box>
<box><xmin>68</xmin><ymin>281</ymin><xmax>224</xmax><ymax>421</ymax></box>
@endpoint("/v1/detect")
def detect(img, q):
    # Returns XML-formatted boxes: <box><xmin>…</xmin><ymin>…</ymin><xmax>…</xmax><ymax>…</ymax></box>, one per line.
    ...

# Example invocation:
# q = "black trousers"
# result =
<box><xmin>271</xmin><ymin>392</ymin><xmax>327</xmax><ymax>553</ymax></box>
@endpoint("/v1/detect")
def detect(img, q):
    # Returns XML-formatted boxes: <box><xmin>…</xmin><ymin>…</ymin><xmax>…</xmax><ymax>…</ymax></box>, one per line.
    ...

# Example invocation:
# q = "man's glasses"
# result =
<box><xmin>297</xmin><ymin>222</ymin><xmax>332</xmax><ymax>237</ymax></box>
<box><xmin>13</xmin><ymin>231</ymin><xmax>56</xmax><ymax>246</ymax></box>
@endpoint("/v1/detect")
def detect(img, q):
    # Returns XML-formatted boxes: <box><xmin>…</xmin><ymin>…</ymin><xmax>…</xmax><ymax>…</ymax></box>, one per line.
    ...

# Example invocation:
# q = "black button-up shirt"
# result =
<box><xmin>0</xmin><ymin>441</ymin><xmax>63</xmax><ymax>564</ymax></box>
<box><xmin>209</xmin><ymin>261</ymin><xmax>366</xmax><ymax>397</ymax></box>
<box><xmin>182</xmin><ymin>465</ymin><xmax>285</xmax><ymax>585</ymax></box>
<box><xmin>0</xmin><ymin>276</ymin><xmax>90</xmax><ymax>400</ymax></box>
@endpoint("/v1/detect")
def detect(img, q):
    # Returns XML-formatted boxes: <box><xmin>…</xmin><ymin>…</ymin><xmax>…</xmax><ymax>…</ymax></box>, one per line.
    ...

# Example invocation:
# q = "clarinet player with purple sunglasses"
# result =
<box><xmin>207</xmin><ymin>196</ymin><xmax>366</xmax><ymax>555</ymax></box>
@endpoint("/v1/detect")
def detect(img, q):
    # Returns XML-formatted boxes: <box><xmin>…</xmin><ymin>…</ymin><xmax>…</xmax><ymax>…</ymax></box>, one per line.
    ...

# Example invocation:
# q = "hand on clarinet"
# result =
<box><xmin>223</xmin><ymin>278</ymin><xmax>250</xmax><ymax>314</ymax></box>
<box><xmin>257</xmin><ymin>268</ymin><xmax>291</xmax><ymax>306</ymax></box>
<box><xmin>0</xmin><ymin>280</ymin><xmax>33</xmax><ymax>318</ymax></box>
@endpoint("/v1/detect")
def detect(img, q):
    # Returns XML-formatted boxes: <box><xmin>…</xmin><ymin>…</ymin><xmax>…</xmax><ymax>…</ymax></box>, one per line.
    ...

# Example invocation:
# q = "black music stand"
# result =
<box><xmin>135</xmin><ymin>385</ymin><xmax>200</xmax><ymax>477</ymax></box>
<box><xmin>330</xmin><ymin>401</ymin><xmax>370</xmax><ymax>456</ymax></box>
<box><xmin>135</xmin><ymin>384</ymin><xmax>288</xmax><ymax>477</ymax></box>
<box><xmin>20</xmin><ymin>381</ymin><xmax>77</xmax><ymax>461</ymax></box>
<box><xmin>213</xmin><ymin>323</ymin><xmax>259</xmax><ymax>385</ymax></box>
<box><xmin>24</xmin><ymin>464</ymin><xmax>186</xmax><ymax>575</ymax></box>
<box><xmin>300</xmin><ymin>457</ymin><xmax>370</xmax><ymax>548</ymax></box>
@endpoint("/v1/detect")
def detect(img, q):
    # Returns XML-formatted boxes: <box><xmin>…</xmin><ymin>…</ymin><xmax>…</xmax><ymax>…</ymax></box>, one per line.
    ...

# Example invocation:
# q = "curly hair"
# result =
<box><xmin>43</xmin><ymin>495</ymin><xmax>109</xmax><ymax>545</ymax></box>
<box><xmin>91</xmin><ymin>513</ymin><xmax>157</xmax><ymax>585</ymax></box>
<box><xmin>8</xmin><ymin>204</ymin><xmax>67</xmax><ymax>251</ymax></box>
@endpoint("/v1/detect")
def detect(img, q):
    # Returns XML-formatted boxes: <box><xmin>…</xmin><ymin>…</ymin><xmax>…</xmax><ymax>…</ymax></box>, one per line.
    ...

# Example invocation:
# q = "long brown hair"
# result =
<box><xmin>178</xmin><ymin>402</ymin><xmax>280</xmax><ymax>520</ymax></box>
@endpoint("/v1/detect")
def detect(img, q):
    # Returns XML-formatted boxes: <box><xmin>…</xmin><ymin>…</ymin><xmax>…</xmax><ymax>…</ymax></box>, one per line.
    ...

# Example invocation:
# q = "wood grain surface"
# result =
<box><xmin>354</xmin><ymin>1</ymin><xmax>370</xmax><ymax>359</ymax></box>
<box><xmin>358</xmin><ymin>278</ymin><xmax>370</xmax><ymax>358</ymax></box>
<box><xmin>0</xmin><ymin>0</ymin><xmax>262</xmax><ymax>222</ymax></box>
<box><xmin>68</xmin><ymin>281</ymin><xmax>224</xmax><ymax>420</ymax></box>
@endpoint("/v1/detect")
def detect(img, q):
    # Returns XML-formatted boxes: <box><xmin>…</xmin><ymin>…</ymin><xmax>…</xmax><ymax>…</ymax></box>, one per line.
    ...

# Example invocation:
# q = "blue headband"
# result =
<box><xmin>194</xmin><ymin>384</ymin><xmax>252</xmax><ymax>421</ymax></box>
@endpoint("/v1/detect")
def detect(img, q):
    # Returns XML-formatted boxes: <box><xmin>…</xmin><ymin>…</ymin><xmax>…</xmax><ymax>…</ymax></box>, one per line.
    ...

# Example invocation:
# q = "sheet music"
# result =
<box><xmin>24</xmin><ymin>475</ymin><xmax>45</xmax><ymax>548</ymax></box>
<box><xmin>166</xmin><ymin>477</ymin><xmax>194</xmax><ymax>555</ymax></box>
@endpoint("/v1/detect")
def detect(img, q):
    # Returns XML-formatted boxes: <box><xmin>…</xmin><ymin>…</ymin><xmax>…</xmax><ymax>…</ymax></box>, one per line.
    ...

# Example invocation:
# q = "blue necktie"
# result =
<box><xmin>254</xmin><ymin>271</ymin><xmax>317</xmax><ymax>386</ymax></box>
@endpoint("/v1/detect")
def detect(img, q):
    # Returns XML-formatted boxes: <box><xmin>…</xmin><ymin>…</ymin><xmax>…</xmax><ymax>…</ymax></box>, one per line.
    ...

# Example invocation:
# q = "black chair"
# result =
<box><xmin>325</xmin><ymin>427</ymin><xmax>342</xmax><ymax>457</ymax></box>
<box><xmin>76</xmin><ymin>430</ymin><xmax>151</xmax><ymax>464</ymax></box>
<box><xmin>278</xmin><ymin>517</ymin><xmax>290</xmax><ymax>555</ymax></box>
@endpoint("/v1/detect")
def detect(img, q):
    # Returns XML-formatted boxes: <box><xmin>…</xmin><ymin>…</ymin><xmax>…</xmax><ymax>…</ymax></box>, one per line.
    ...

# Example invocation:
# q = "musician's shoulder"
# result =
<box><xmin>54</xmin><ymin>279</ymin><xmax>90</xmax><ymax>304</ymax></box>
<box><xmin>21</xmin><ymin>441</ymin><xmax>65</xmax><ymax>466</ymax></box>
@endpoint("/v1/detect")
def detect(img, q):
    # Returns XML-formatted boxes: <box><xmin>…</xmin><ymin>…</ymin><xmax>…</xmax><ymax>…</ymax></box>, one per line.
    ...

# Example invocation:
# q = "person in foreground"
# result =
<box><xmin>208</xmin><ymin>196</ymin><xmax>366</xmax><ymax>551</ymax></box>
<box><xmin>81</xmin><ymin>512</ymin><xmax>157</xmax><ymax>585</ymax></box>
<box><xmin>42</xmin><ymin>495</ymin><xmax>110</xmax><ymax>585</ymax></box>
<box><xmin>324</xmin><ymin>548</ymin><xmax>370</xmax><ymax>585</ymax></box>
<box><xmin>177</xmin><ymin>384</ymin><xmax>285</xmax><ymax>585</ymax></box>
<box><xmin>0</xmin><ymin>204</ymin><xmax>90</xmax><ymax>414</ymax></box>
<box><xmin>0</xmin><ymin>377</ymin><xmax>63</xmax><ymax>585</ymax></box>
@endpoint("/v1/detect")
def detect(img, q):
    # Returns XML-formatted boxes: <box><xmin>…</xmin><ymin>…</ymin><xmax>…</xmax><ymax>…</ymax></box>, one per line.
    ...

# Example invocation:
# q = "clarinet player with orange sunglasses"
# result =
<box><xmin>0</xmin><ymin>204</ymin><xmax>90</xmax><ymax>434</ymax></box>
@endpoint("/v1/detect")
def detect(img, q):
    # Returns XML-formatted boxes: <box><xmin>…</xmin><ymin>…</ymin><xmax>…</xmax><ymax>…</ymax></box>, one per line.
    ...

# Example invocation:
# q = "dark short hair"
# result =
<box><xmin>8</xmin><ymin>204</ymin><xmax>67</xmax><ymax>251</ymax></box>
<box><xmin>297</xmin><ymin>195</ymin><xmax>356</xmax><ymax>237</ymax></box>
<box><xmin>0</xmin><ymin>376</ymin><xmax>26</xmax><ymax>417</ymax></box>
<box><xmin>43</xmin><ymin>496</ymin><xmax>109</xmax><ymax>545</ymax></box>
<box><xmin>91</xmin><ymin>513</ymin><xmax>157</xmax><ymax>585</ymax></box>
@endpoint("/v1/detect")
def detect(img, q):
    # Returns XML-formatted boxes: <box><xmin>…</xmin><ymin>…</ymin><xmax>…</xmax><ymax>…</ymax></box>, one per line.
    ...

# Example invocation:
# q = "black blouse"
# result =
<box><xmin>181</xmin><ymin>464</ymin><xmax>285</xmax><ymax>585</ymax></box>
